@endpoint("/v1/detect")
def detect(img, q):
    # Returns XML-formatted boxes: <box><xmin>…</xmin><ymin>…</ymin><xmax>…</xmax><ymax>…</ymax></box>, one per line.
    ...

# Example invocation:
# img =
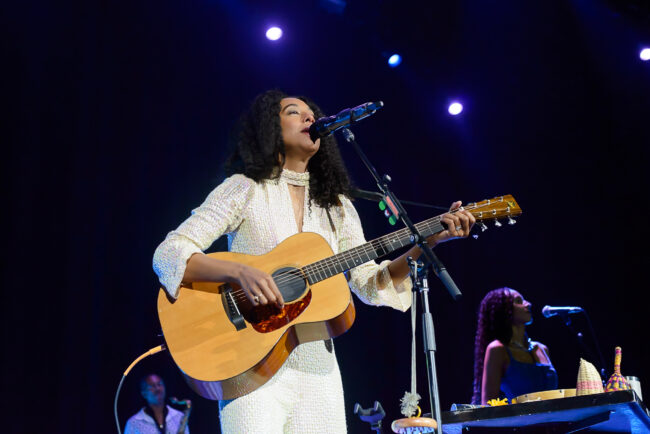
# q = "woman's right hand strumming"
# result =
<box><xmin>234</xmin><ymin>263</ymin><xmax>285</xmax><ymax>308</ymax></box>
<box><xmin>184</xmin><ymin>253</ymin><xmax>284</xmax><ymax>308</ymax></box>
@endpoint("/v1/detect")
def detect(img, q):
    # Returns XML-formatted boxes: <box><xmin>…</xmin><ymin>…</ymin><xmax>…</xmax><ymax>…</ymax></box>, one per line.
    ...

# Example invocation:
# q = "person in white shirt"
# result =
<box><xmin>125</xmin><ymin>374</ymin><xmax>189</xmax><ymax>434</ymax></box>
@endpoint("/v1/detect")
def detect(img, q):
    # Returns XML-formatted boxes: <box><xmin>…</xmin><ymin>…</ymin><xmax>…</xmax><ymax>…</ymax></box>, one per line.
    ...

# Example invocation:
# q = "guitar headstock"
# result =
<box><xmin>464</xmin><ymin>195</ymin><xmax>521</xmax><ymax>231</ymax></box>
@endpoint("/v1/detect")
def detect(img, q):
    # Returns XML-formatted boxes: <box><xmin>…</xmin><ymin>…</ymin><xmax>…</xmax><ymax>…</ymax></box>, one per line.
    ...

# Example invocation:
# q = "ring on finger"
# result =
<box><xmin>253</xmin><ymin>295</ymin><xmax>260</xmax><ymax>303</ymax></box>
<box><xmin>455</xmin><ymin>225</ymin><xmax>462</xmax><ymax>231</ymax></box>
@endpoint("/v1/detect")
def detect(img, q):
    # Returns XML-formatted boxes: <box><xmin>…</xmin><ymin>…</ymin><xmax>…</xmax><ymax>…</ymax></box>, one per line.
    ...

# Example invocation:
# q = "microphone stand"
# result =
<box><xmin>341</xmin><ymin>127</ymin><xmax>461</xmax><ymax>434</ymax></box>
<box><xmin>559</xmin><ymin>312</ymin><xmax>607</xmax><ymax>381</ymax></box>
<box><xmin>350</xmin><ymin>188</ymin><xmax>449</xmax><ymax>211</ymax></box>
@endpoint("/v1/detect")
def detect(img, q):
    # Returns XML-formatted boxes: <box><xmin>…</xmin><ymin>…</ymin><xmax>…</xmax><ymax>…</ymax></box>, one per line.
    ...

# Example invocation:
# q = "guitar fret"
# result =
<box><xmin>304</xmin><ymin>268</ymin><xmax>312</xmax><ymax>284</ymax></box>
<box><xmin>358</xmin><ymin>250</ymin><xmax>370</xmax><ymax>264</ymax></box>
<box><xmin>304</xmin><ymin>266</ymin><xmax>315</xmax><ymax>285</ymax></box>
<box><xmin>376</xmin><ymin>239</ymin><xmax>390</xmax><ymax>256</ymax></box>
<box><xmin>307</xmin><ymin>242</ymin><xmax>377</xmax><ymax>284</ymax></box>
<box><xmin>316</xmin><ymin>265</ymin><xmax>326</xmax><ymax>282</ymax></box>
<box><xmin>324</xmin><ymin>263</ymin><xmax>336</xmax><ymax>277</ymax></box>
<box><xmin>354</xmin><ymin>247</ymin><xmax>365</xmax><ymax>265</ymax></box>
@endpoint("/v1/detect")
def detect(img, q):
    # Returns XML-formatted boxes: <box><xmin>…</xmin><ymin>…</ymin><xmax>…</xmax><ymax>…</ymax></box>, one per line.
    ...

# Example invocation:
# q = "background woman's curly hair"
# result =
<box><xmin>471</xmin><ymin>287</ymin><xmax>516</xmax><ymax>404</ymax></box>
<box><xmin>225</xmin><ymin>89</ymin><xmax>351</xmax><ymax>209</ymax></box>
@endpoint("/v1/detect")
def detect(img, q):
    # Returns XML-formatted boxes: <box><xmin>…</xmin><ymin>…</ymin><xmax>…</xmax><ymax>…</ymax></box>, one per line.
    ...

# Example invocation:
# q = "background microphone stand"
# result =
<box><xmin>558</xmin><ymin>311</ymin><xmax>607</xmax><ymax>381</ymax></box>
<box><xmin>341</xmin><ymin>127</ymin><xmax>462</xmax><ymax>434</ymax></box>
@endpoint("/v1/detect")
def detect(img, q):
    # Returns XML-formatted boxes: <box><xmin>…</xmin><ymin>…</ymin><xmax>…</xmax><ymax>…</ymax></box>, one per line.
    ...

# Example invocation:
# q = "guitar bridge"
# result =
<box><xmin>221</xmin><ymin>285</ymin><xmax>246</xmax><ymax>331</ymax></box>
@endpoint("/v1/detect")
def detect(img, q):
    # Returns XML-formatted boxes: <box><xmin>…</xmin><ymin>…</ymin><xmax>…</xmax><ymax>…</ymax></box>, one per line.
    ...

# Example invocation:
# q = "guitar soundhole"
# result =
<box><xmin>273</xmin><ymin>267</ymin><xmax>307</xmax><ymax>303</ymax></box>
<box><xmin>246</xmin><ymin>290</ymin><xmax>312</xmax><ymax>333</ymax></box>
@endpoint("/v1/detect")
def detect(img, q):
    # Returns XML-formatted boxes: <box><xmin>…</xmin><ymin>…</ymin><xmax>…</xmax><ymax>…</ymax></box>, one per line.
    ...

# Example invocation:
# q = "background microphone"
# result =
<box><xmin>309</xmin><ymin>101</ymin><xmax>384</xmax><ymax>141</ymax></box>
<box><xmin>169</xmin><ymin>396</ymin><xmax>189</xmax><ymax>405</ymax></box>
<box><xmin>542</xmin><ymin>305</ymin><xmax>584</xmax><ymax>318</ymax></box>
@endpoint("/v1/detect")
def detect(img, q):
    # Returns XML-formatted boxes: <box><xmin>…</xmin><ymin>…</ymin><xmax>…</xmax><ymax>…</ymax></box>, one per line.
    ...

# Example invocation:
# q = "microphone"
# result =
<box><xmin>169</xmin><ymin>397</ymin><xmax>189</xmax><ymax>406</ymax></box>
<box><xmin>542</xmin><ymin>305</ymin><xmax>584</xmax><ymax>318</ymax></box>
<box><xmin>309</xmin><ymin>101</ymin><xmax>384</xmax><ymax>142</ymax></box>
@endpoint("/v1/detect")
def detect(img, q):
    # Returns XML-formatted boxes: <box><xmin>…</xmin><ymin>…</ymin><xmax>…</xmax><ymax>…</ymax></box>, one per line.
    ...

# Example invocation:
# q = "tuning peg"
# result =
<box><xmin>472</xmin><ymin>234</ymin><xmax>479</xmax><ymax>239</ymax></box>
<box><xmin>494</xmin><ymin>219</ymin><xmax>502</xmax><ymax>227</ymax></box>
<box><xmin>479</xmin><ymin>222</ymin><xmax>488</xmax><ymax>232</ymax></box>
<box><xmin>507</xmin><ymin>216</ymin><xmax>517</xmax><ymax>225</ymax></box>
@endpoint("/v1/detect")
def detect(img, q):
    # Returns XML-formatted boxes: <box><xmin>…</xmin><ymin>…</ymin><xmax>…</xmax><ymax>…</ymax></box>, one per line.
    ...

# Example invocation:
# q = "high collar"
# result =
<box><xmin>281</xmin><ymin>168</ymin><xmax>310</xmax><ymax>186</ymax></box>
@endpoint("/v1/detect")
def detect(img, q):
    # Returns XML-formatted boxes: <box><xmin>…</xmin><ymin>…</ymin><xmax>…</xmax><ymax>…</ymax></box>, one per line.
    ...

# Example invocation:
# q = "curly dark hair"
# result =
<box><xmin>471</xmin><ymin>287</ymin><xmax>516</xmax><ymax>404</ymax></box>
<box><xmin>225</xmin><ymin>89</ymin><xmax>352</xmax><ymax>209</ymax></box>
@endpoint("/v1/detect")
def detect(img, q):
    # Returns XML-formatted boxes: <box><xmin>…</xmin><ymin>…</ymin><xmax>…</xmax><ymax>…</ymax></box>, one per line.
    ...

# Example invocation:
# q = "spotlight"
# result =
<box><xmin>388</xmin><ymin>54</ymin><xmax>402</xmax><ymax>67</ymax></box>
<box><xmin>640</xmin><ymin>48</ymin><xmax>650</xmax><ymax>61</ymax></box>
<box><xmin>266</xmin><ymin>27</ymin><xmax>283</xmax><ymax>41</ymax></box>
<box><xmin>448</xmin><ymin>102</ymin><xmax>463</xmax><ymax>115</ymax></box>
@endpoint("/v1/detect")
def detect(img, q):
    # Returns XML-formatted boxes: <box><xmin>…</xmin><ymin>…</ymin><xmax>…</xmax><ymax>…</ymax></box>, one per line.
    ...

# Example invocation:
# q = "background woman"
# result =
<box><xmin>472</xmin><ymin>287</ymin><xmax>558</xmax><ymax>405</ymax></box>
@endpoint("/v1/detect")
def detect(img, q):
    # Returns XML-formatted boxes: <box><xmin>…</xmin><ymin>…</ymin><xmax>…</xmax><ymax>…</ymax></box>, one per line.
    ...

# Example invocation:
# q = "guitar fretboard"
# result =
<box><xmin>303</xmin><ymin>215</ymin><xmax>445</xmax><ymax>284</ymax></box>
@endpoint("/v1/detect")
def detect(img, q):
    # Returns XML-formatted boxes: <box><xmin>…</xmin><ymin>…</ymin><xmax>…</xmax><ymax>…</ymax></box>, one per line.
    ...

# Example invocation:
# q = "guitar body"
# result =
<box><xmin>157</xmin><ymin>232</ymin><xmax>356</xmax><ymax>401</ymax></box>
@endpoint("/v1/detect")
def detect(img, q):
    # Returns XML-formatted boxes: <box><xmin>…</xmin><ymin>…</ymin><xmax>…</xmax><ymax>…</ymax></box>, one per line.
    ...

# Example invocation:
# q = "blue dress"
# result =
<box><xmin>500</xmin><ymin>346</ymin><xmax>558</xmax><ymax>400</ymax></box>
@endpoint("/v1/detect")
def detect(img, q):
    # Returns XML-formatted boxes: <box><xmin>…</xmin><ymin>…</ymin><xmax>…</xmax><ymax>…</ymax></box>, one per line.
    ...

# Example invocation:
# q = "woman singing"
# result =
<box><xmin>154</xmin><ymin>89</ymin><xmax>475</xmax><ymax>433</ymax></box>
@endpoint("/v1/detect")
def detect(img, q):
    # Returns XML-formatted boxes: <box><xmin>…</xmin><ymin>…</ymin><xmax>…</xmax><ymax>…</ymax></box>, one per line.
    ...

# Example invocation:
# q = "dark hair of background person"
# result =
<box><xmin>471</xmin><ymin>287</ymin><xmax>517</xmax><ymax>404</ymax></box>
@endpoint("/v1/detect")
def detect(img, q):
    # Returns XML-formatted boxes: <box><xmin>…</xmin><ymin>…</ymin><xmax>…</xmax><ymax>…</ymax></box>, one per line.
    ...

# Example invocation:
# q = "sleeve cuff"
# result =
<box><xmin>153</xmin><ymin>236</ymin><xmax>203</xmax><ymax>299</ymax></box>
<box><xmin>374</xmin><ymin>260</ymin><xmax>413</xmax><ymax>312</ymax></box>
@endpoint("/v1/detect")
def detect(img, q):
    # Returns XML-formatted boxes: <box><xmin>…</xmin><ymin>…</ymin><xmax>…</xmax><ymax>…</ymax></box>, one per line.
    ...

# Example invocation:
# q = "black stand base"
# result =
<box><xmin>354</xmin><ymin>401</ymin><xmax>386</xmax><ymax>433</ymax></box>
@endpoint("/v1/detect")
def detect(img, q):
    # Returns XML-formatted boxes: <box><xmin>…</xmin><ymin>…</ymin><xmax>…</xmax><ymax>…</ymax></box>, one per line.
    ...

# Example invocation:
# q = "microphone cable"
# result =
<box><xmin>114</xmin><ymin>344</ymin><xmax>167</xmax><ymax>434</ymax></box>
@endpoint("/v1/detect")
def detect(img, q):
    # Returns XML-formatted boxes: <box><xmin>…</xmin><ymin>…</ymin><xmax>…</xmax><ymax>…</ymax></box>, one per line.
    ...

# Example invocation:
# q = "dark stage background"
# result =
<box><xmin>4</xmin><ymin>0</ymin><xmax>650</xmax><ymax>432</ymax></box>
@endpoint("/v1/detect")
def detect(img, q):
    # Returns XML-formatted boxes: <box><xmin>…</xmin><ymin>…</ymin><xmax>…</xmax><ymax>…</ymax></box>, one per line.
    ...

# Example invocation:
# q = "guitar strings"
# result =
<box><xmin>276</xmin><ymin>206</ymin><xmax>453</xmax><ymax>283</ymax></box>
<box><xmin>228</xmin><ymin>219</ymin><xmax>436</xmax><ymax>303</ymax></box>
<box><xmin>228</xmin><ymin>200</ymin><xmax>510</xmax><ymax>302</ymax></box>
<box><xmin>228</xmin><ymin>200</ymin><xmax>509</xmax><ymax>302</ymax></box>
<box><xmin>228</xmin><ymin>218</ymin><xmax>441</xmax><ymax>303</ymax></box>
<box><xmin>228</xmin><ymin>216</ymin><xmax>443</xmax><ymax>302</ymax></box>
<box><xmin>227</xmin><ymin>200</ymin><xmax>513</xmax><ymax>302</ymax></box>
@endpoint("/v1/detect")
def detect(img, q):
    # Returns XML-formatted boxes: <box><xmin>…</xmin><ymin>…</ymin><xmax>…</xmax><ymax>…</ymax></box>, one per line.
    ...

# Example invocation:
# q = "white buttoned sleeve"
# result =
<box><xmin>335</xmin><ymin>196</ymin><xmax>412</xmax><ymax>312</ymax></box>
<box><xmin>153</xmin><ymin>174</ymin><xmax>255</xmax><ymax>298</ymax></box>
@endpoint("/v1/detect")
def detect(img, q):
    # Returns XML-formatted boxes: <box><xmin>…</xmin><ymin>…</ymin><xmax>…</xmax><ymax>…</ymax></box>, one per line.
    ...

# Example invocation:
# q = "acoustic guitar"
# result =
<box><xmin>157</xmin><ymin>195</ymin><xmax>521</xmax><ymax>400</ymax></box>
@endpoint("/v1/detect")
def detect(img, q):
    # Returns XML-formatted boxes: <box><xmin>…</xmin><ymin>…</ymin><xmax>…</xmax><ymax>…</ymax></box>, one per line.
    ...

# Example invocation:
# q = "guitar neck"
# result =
<box><xmin>303</xmin><ymin>194</ymin><xmax>521</xmax><ymax>284</ymax></box>
<box><xmin>304</xmin><ymin>215</ymin><xmax>445</xmax><ymax>285</ymax></box>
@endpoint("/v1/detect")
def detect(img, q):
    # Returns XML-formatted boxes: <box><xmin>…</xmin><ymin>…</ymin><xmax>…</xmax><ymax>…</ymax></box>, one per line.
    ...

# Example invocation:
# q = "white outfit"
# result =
<box><xmin>153</xmin><ymin>169</ymin><xmax>412</xmax><ymax>433</ymax></box>
<box><xmin>124</xmin><ymin>405</ymin><xmax>189</xmax><ymax>434</ymax></box>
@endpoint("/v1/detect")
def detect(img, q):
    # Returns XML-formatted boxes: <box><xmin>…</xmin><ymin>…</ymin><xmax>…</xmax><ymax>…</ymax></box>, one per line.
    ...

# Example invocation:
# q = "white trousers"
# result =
<box><xmin>218</xmin><ymin>340</ymin><xmax>347</xmax><ymax>434</ymax></box>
